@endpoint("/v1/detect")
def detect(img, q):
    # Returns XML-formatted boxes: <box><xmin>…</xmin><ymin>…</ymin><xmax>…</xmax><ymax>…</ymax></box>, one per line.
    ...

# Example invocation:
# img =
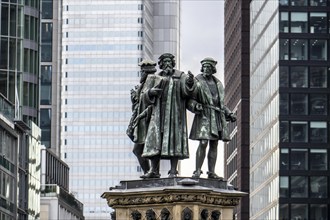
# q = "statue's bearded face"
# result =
<box><xmin>202</xmin><ymin>64</ymin><xmax>213</xmax><ymax>76</ymax></box>
<box><xmin>162</xmin><ymin>58</ymin><xmax>173</xmax><ymax>72</ymax></box>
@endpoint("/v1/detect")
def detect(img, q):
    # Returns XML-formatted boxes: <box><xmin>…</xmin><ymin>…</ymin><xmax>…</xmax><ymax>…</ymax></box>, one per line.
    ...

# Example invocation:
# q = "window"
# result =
<box><xmin>291</xmin><ymin>176</ymin><xmax>308</xmax><ymax>197</ymax></box>
<box><xmin>310</xmin><ymin>149</ymin><xmax>327</xmax><ymax>170</ymax></box>
<box><xmin>291</xmin><ymin>0</ymin><xmax>307</xmax><ymax>6</ymax></box>
<box><xmin>310</xmin><ymin>67</ymin><xmax>327</xmax><ymax>88</ymax></box>
<box><xmin>290</xmin><ymin>39</ymin><xmax>307</xmax><ymax>60</ymax></box>
<box><xmin>291</xmin><ymin>121</ymin><xmax>308</xmax><ymax>143</ymax></box>
<box><xmin>291</xmin><ymin>149</ymin><xmax>308</xmax><ymax>170</ymax></box>
<box><xmin>310</xmin><ymin>176</ymin><xmax>327</xmax><ymax>198</ymax></box>
<box><xmin>291</xmin><ymin>12</ymin><xmax>307</xmax><ymax>33</ymax></box>
<box><xmin>280</xmin><ymin>148</ymin><xmax>289</xmax><ymax>170</ymax></box>
<box><xmin>291</xmin><ymin>94</ymin><xmax>308</xmax><ymax>115</ymax></box>
<box><xmin>310</xmin><ymin>121</ymin><xmax>327</xmax><ymax>143</ymax></box>
<box><xmin>280</xmin><ymin>94</ymin><xmax>289</xmax><ymax>114</ymax></box>
<box><xmin>279</xmin><ymin>66</ymin><xmax>289</xmax><ymax>87</ymax></box>
<box><xmin>310</xmin><ymin>94</ymin><xmax>327</xmax><ymax>115</ymax></box>
<box><xmin>290</xmin><ymin>66</ymin><xmax>308</xmax><ymax>88</ymax></box>
<box><xmin>310</xmin><ymin>39</ymin><xmax>327</xmax><ymax>60</ymax></box>
<box><xmin>280</xmin><ymin>121</ymin><xmax>289</xmax><ymax>142</ymax></box>
<box><xmin>310</xmin><ymin>204</ymin><xmax>327</xmax><ymax>220</ymax></box>
<box><xmin>280</xmin><ymin>39</ymin><xmax>289</xmax><ymax>60</ymax></box>
<box><xmin>310</xmin><ymin>12</ymin><xmax>327</xmax><ymax>33</ymax></box>
<box><xmin>280</xmin><ymin>12</ymin><xmax>289</xmax><ymax>33</ymax></box>
<box><xmin>280</xmin><ymin>176</ymin><xmax>289</xmax><ymax>197</ymax></box>
<box><xmin>310</xmin><ymin>0</ymin><xmax>327</xmax><ymax>6</ymax></box>
<box><xmin>291</xmin><ymin>204</ymin><xmax>308</xmax><ymax>220</ymax></box>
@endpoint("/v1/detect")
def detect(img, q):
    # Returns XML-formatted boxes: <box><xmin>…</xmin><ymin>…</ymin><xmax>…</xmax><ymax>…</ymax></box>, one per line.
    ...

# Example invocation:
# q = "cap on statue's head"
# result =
<box><xmin>158</xmin><ymin>53</ymin><xmax>175</xmax><ymax>61</ymax></box>
<box><xmin>200</xmin><ymin>57</ymin><xmax>217</xmax><ymax>67</ymax></box>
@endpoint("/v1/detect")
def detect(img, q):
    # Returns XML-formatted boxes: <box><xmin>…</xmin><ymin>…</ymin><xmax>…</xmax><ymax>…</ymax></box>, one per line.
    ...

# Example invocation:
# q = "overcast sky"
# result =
<box><xmin>180</xmin><ymin>0</ymin><xmax>224</xmax><ymax>80</ymax></box>
<box><xmin>180</xmin><ymin>1</ymin><xmax>225</xmax><ymax>177</ymax></box>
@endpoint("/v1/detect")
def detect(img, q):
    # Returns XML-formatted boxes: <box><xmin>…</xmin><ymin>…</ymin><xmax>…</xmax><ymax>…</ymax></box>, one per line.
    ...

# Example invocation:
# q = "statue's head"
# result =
<box><xmin>139</xmin><ymin>60</ymin><xmax>157</xmax><ymax>82</ymax></box>
<box><xmin>158</xmin><ymin>53</ymin><xmax>176</xmax><ymax>71</ymax></box>
<box><xmin>200</xmin><ymin>57</ymin><xmax>217</xmax><ymax>74</ymax></box>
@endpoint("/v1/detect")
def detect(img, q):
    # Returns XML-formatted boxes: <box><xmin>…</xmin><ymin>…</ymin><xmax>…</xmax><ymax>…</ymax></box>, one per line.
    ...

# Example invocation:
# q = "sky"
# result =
<box><xmin>180</xmin><ymin>0</ymin><xmax>225</xmax><ymax>177</ymax></box>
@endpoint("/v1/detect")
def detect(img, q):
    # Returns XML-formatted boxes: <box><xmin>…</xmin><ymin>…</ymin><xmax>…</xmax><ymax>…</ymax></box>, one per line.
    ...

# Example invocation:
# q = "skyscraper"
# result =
<box><xmin>60</xmin><ymin>1</ymin><xmax>180</xmax><ymax>218</ymax></box>
<box><xmin>249</xmin><ymin>0</ymin><xmax>330</xmax><ymax>219</ymax></box>
<box><xmin>224</xmin><ymin>1</ymin><xmax>250</xmax><ymax>219</ymax></box>
<box><xmin>0</xmin><ymin>1</ymin><xmax>41</xmax><ymax>219</ymax></box>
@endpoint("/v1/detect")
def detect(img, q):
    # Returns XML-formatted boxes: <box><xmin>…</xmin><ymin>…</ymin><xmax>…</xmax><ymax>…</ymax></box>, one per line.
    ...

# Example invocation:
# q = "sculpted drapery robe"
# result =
<box><xmin>189</xmin><ymin>74</ymin><xmax>232</xmax><ymax>142</ymax></box>
<box><xmin>142</xmin><ymin>70</ymin><xmax>195</xmax><ymax>159</ymax></box>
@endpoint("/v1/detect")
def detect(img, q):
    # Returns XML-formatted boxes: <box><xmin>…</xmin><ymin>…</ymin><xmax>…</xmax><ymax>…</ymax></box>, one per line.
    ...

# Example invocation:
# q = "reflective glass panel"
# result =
<box><xmin>291</xmin><ymin>12</ymin><xmax>307</xmax><ymax>33</ymax></box>
<box><xmin>310</xmin><ymin>149</ymin><xmax>327</xmax><ymax>170</ymax></box>
<box><xmin>310</xmin><ymin>204</ymin><xmax>327</xmax><ymax>220</ymax></box>
<box><xmin>290</xmin><ymin>66</ymin><xmax>308</xmax><ymax>88</ymax></box>
<box><xmin>280</xmin><ymin>176</ymin><xmax>289</xmax><ymax>197</ymax></box>
<box><xmin>280</xmin><ymin>94</ymin><xmax>289</xmax><ymax>114</ymax></box>
<box><xmin>291</xmin><ymin>176</ymin><xmax>308</xmax><ymax>198</ymax></box>
<box><xmin>280</xmin><ymin>39</ymin><xmax>289</xmax><ymax>60</ymax></box>
<box><xmin>310</xmin><ymin>121</ymin><xmax>327</xmax><ymax>143</ymax></box>
<box><xmin>310</xmin><ymin>12</ymin><xmax>327</xmax><ymax>33</ymax></box>
<box><xmin>310</xmin><ymin>94</ymin><xmax>327</xmax><ymax>115</ymax></box>
<box><xmin>280</xmin><ymin>66</ymin><xmax>289</xmax><ymax>87</ymax></box>
<box><xmin>291</xmin><ymin>204</ymin><xmax>308</xmax><ymax>219</ymax></box>
<box><xmin>280</xmin><ymin>121</ymin><xmax>289</xmax><ymax>142</ymax></box>
<box><xmin>310</xmin><ymin>176</ymin><xmax>327</xmax><ymax>198</ymax></box>
<box><xmin>280</xmin><ymin>12</ymin><xmax>289</xmax><ymax>33</ymax></box>
<box><xmin>290</xmin><ymin>39</ymin><xmax>307</xmax><ymax>60</ymax></box>
<box><xmin>291</xmin><ymin>121</ymin><xmax>308</xmax><ymax>142</ymax></box>
<box><xmin>310</xmin><ymin>39</ymin><xmax>327</xmax><ymax>60</ymax></box>
<box><xmin>291</xmin><ymin>0</ymin><xmax>307</xmax><ymax>5</ymax></box>
<box><xmin>280</xmin><ymin>148</ymin><xmax>289</xmax><ymax>170</ymax></box>
<box><xmin>291</xmin><ymin>94</ymin><xmax>308</xmax><ymax>115</ymax></box>
<box><xmin>310</xmin><ymin>0</ymin><xmax>327</xmax><ymax>6</ymax></box>
<box><xmin>310</xmin><ymin>67</ymin><xmax>327</xmax><ymax>88</ymax></box>
<box><xmin>291</xmin><ymin>149</ymin><xmax>308</xmax><ymax>170</ymax></box>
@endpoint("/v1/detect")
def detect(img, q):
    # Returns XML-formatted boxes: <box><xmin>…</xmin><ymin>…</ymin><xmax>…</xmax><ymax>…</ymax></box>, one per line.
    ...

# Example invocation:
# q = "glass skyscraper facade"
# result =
<box><xmin>250</xmin><ymin>0</ymin><xmax>330</xmax><ymax>219</ymax></box>
<box><xmin>60</xmin><ymin>1</ymin><xmax>180</xmax><ymax>218</ymax></box>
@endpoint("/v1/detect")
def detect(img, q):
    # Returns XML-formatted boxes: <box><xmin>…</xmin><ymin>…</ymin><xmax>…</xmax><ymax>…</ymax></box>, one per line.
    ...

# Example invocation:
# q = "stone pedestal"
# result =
<box><xmin>102</xmin><ymin>177</ymin><xmax>246</xmax><ymax>220</ymax></box>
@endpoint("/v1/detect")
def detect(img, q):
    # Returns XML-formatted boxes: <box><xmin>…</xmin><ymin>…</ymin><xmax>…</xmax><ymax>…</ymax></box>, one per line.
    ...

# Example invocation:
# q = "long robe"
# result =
<box><xmin>142</xmin><ymin>70</ymin><xmax>195</xmax><ymax>159</ymax></box>
<box><xmin>189</xmin><ymin>74</ymin><xmax>232</xmax><ymax>141</ymax></box>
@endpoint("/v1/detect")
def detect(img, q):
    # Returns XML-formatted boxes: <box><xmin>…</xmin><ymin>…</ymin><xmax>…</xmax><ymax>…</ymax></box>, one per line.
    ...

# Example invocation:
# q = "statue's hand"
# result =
<box><xmin>149</xmin><ymin>88</ymin><xmax>162</xmax><ymax>97</ymax></box>
<box><xmin>229</xmin><ymin>113</ymin><xmax>237</xmax><ymax>122</ymax></box>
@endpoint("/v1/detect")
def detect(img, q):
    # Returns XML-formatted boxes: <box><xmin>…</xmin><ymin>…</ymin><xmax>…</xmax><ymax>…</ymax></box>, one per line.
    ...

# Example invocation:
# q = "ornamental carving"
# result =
<box><xmin>106</xmin><ymin>193</ymin><xmax>240</xmax><ymax>207</ymax></box>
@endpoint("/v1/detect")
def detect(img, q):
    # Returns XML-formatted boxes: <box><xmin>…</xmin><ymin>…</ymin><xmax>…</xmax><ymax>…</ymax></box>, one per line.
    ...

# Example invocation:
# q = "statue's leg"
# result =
<box><xmin>192</xmin><ymin>140</ymin><xmax>208</xmax><ymax>177</ymax></box>
<box><xmin>140</xmin><ymin>155</ymin><xmax>160</xmax><ymax>178</ymax></box>
<box><xmin>207</xmin><ymin>140</ymin><xmax>222</xmax><ymax>179</ymax></box>
<box><xmin>168</xmin><ymin>157</ymin><xmax>179</xmax><ymax>177</ymax></box>
<box><xmin>133</xmin><ymin>143</ymin><xmax>150</xmax><ymax>174</ymax></box>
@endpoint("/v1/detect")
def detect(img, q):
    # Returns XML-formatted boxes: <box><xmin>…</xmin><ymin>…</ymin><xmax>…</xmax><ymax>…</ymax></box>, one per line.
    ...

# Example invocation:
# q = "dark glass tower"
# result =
<box><xmin>250</xmin><ymin>0</ymin><xmax>330</xmax><ymax>219</ymax></box>
<box><xmin>224</xmin><ymin>1</ymin><xmax>250</xmax><ymax>219</ymax></box>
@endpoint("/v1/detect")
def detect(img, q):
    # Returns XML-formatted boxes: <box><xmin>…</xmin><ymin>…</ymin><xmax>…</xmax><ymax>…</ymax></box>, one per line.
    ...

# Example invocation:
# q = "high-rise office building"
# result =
<box><xmin>60</xmin><ymin>1</ymin><xmax>180</xmax><ymax>218</ymax></box>
<box><xmin>224</xmin><ymin>1</ymin><xmax>250</xmax><ymax>219</ymax></box>
<box><xmin>0</xmin><ymin>1</ymin><xmax>41</xmax><ymax>219</ymax></box>
<box><xmin>249</xmin><ymin>0</ymin><xmax>330</xmax><ymax>219</ymax></box>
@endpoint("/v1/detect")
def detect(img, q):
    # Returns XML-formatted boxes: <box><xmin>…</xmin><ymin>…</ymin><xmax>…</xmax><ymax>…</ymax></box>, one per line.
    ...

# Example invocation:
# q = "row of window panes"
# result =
<box><xmin>23</xmin><ymin>81</ymin><xmax>38</xmax><ymax>108</ymax></box>
<box><xmin>280</xmin><ymin>148</ymin><xmax>328</xmax><ymax>170</ymax></box>
<box><xmin>64</xmin><ymin>138</ymin><xmax>132</xmax><ymax>146</ymax></box>
<box><xmin>65</xmin><ymin>44</ymin><xmax>142</xmax><ymax>51</ymax></box>
<box><xmin>280</xmin><ymin>121</ymin><xmax>328</xmax><ymax>143</ymax></box>
<box><xmin>65</xmin><ymin>17</ymin><xmax>142</xmax><ymax>25</ymax></box>
<box><xmin>66</xmin><ymin>31</ymin><xmax>142</xmax><ymax>38</ymax></box>
<box><xmin>280</xmin><ymin>39</ymin><xmax>327</xmax><ymax>61</ymax></box>
<box><xmin>64</xmin><ymin>125</ymin><xmax>128</xmax><ymax>133</ymax></box>
<box><xmin>65</xmin><ymin>152</ymin><xmax>134</xmax><ymax>161</ymax></box>
<box><xmin>0</xmin><ymin>128</ymin><xmax>16</xmax><ymax>163</ymax></box>
<box><xmin>65</xmin><ymin>71</ymin><xmax>139</xmax><ymax>78</ymax></box>
<box><xmin>64</xmin><ymin>111</ymin><xmax>131</xmax><ymax>119</ymax></box>
<box><xmin>280</xmin><ymin>93</ymin><xmax>328</xmax><ymax>115</ymax></box>
<box><xmin>1</xmin><ymin>3</ymin><xmax>23</xmax><ymax>37</ymax></box>
<box><xmin>24</xmin><ymin>14</ymin><xmax>39</xmax><ymax>41</ymax></box>
<box><xmin>65</xmin><ymin>57</ymin><xmax>139</xmax><ymax>65</ymax></box>
<box><xmin>280</xmin><ymin>176</ymin><xmax>328</xmax><ymax>198</ymax></box>
<box><xmin>42</xmin><ymin>0</ymin><xmax>53</xmax><ymax>19</ymax></box>
<box><xmin>280</xmin><ymin>0</ymin><xmax>330</xmax><ymax>6</ymax></box>
<box><xmin>0</xmin><ymin>37</ymin><xmax>23</xmax><ymax>71</ymax></box>
<box><xmin>280</xmin><ymin>66</ymin><xmax>328</xmax><ymax>88</ymax></box>
<box><xmin>24</xmin><ymin>0</ymin><xmax>39</xmax><ymax>9</ymax></box>
<box><xmin>280</xmin><ymin>12</ymin><xmax>329</xmax><ymax>33</ymax></box>
<box><xmin>64</xmin><ymin>84</ymin><xmax>133</xmax><ymax>92</ymax></box>
<box><xmin>65</xmin><ymin>98</ymin><xmax>130</xmax><ymax>105</ymax></box>
<box><xmin>279</xmin><ymin>203</ymin><xmax>327</xmax><ymax>220</ymax></box>
<box><xmin>64</xmin><ymin>4</ymin><xmax>142</xmax><ymax>11</ymax></box>
<box><xmin>23</xmin><ymin>48</ymin><xmax>38</xmax><ymax>74</ymax></box>
<box><xmin>0</xmin><ymin>70</ymin><xmax>17</xmax><ymax>104</ymax></box>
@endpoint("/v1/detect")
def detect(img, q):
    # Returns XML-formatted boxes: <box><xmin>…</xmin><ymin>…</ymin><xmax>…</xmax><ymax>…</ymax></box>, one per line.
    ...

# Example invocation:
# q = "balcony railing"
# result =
<box><xmin>0</xmin><ymin>93</ymin><xmax>15</xmax><ymax>121</ymax></box>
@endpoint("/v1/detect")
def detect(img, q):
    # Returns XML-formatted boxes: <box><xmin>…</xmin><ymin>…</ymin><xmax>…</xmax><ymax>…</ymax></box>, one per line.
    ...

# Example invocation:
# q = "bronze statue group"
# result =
<box><xmin>127</xmin><ymin>53</ymin><xmax>236</xmax><ymax>179</ymax></box>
